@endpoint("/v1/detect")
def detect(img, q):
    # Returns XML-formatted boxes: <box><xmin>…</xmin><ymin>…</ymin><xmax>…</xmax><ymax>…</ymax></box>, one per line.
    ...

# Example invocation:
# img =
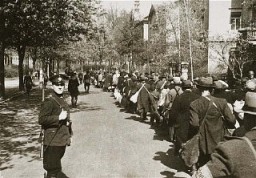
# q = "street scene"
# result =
<box><xmin>0</xmin><ymin>82</ymin><xmax>183</xmax><ymax>178</ymax></box>
<box><xmin>0</xmin><ymin>0</ymin><xmax>256</xmax><ymax>178</ymax></box>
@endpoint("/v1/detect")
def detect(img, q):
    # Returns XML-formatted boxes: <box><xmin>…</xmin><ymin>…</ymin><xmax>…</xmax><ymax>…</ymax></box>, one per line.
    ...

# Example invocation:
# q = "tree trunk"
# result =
<box><xmin>32</xmin><ymin>47</ymin><xmax>37</xmax><ymax>71</ymax></box>
<box><xmin>49</xmin><ymin>58</ymin><xmax>53</xmax><ymax>77</ymax></box>
<box><xmin>0</xmin><ymin>1</ymin><xmax>5</xmax><ymax>99</ymax></box>
<box><xmin>57</xmin><ymin>59</ymin><xmax>60</xmax><ymax>74</ymax></box>
<box><xmin>17</xmin><ymin>46</ymin><xmax>26</xmax><ymax>91</ymax></box>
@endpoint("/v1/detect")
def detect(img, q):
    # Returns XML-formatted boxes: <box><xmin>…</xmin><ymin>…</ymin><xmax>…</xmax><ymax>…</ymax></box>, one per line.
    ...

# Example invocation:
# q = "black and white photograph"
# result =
<box><xmin>0</xmin><ymin>0</ymin><xmax>256</xmax><ymax>177</ymax></box>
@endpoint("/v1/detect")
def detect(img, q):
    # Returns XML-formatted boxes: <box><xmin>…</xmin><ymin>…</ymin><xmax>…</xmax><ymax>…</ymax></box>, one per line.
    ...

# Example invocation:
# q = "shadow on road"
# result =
<box><xmin>0</xmin><ymin>89</ymin><xmax>44</xmax><ymax>171</ymax></box>
<box><xmin>153</xmin><ymin>147</ymin><xmax>188</xmax><ymax>178</ymax></box>
<box><xmin>123</xmin><ymin>114</ymin><xmax>187</xmax><ymax>177</ymax></box>
<box><xmin>70</xmin><ymin>102</ymin><xmax>103</xmax><ymax>113</ymax></box>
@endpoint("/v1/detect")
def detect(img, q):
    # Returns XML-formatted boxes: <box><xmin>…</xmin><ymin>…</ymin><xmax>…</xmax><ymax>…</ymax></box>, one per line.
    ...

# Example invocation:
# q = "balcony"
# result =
<box><xmin>239</xmin><ymin>27</ymin><xmax>256</xmax><ymax>45</ymax></box>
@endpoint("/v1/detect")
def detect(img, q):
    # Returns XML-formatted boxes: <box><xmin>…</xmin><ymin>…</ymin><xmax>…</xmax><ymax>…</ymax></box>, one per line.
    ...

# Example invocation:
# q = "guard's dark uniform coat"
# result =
<box><xmin>39</xmin><ymin>92</ymin><xmax>71</xmax><ymax>177</ymax></box>
<box><xmin>39</xmin><ymin>92</ymin><xmax>71</xmax><ymax>146</ymax></box>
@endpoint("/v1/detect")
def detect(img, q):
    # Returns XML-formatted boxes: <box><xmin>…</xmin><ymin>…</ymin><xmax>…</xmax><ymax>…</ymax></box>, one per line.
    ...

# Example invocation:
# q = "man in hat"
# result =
<box><xmin>168</xmin><ymin>80</ymin><xmax>200</xmax><ymax>154</ymax></box>
<box><xmin>166</xmin><ymin>77</ymin><xmax>183</xmax><ymax>141</ymax></box>
<box><xmin>192</xmin><ymin>91</ymin><xmax>256</xmax><ymax>177</ymax></box>
<box><xmin>213</xmin><ymin>80</ymin><xmax>234</xmax><ymax>104</ymax></box>
<box><xmin>68</xmin><ymin>72</ymin><xmax>80</xmax><ymax>107</ymax></box>
<box><xmin>137</xmin><ymin>76</ymin><xmax>153</xmax><ymax>121</ymax></box>
<box><xmin>39</xmin><ymin>74</ymin><xmax>72</xmax><ymax>178</ymax></box>
<box><xmin>188</xmin><ymin>77</ymin><xmax>236</xmax><ymax>167</ymax></box>
<box><xmin>83</xmin><ymin>71</ymin><xmax>91</xmax><ymax>93</ymax></box>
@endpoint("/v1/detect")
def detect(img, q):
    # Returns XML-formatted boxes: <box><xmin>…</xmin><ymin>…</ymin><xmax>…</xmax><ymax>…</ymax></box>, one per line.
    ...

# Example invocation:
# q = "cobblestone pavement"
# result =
<box><xmin>1</xmin><ymin>84</ymin><xmax>184</xmax><ymax>178</ymax></box>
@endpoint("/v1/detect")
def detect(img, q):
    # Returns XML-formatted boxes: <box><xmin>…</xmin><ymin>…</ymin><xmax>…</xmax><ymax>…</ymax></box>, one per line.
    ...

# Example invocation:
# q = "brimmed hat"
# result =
<box><xmin>238</xmin><ymin>91</ymin><xmax>256</xmax><ymax>115</ymax></box>
<box><xmin>182</xmin><ymin>80</ymin><xmax>193</xmax><ymax>89</ymax></box>
<box><xmin>159</xmin><ymin>75</ymin><xmax>167</xmax><ymax>80</ymax></box>
<box><xmin>139</xmin><ymin>76</ymin><xmax>148</xmax><ymax>81</ymax></box>
<box><xmin>148</xmin><ymin>75</ymin><xmax>154</xmax><ymax>80</ymax></box>
<box><xmin>196</xmin><ymin>77</ymin><xmax>214</xmax><ymax>88</ymax></box>
<box><xmin>214</xmin><ymin>80</ymin><xmax>229</xmax><ymax>89</ymax></box>
<box><xmin>49</xmin><ymin>74</ymin><xmax>69</xmax><ymax>85</ymax></box>
<box><xmin>172</xmin><ymin>77</ymin><xmax>181</xmax><ymax>85</ymax></box>
<box><xmin>245</xmin><ymin>80</ymin><xmax>256</xmax><ymax>91</ymax></box>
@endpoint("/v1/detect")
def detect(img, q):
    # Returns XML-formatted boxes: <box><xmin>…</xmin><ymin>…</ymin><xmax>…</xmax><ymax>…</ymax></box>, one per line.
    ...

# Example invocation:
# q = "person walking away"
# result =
<box><xmin>78</xmin><ymin>72</ymin><xmax>83</xmax><ymax>84</ymax></box>
<box><xmin>112</xmin><ymin>70</ymin><xmax>120</xmax><ymax>89</ymax></box>
<box><xmin>169</xmin><ymin>80</ymin><xmax>200</xmax><ymax>154</ymax></box>
<box><xmin>38</xmin><ymin>74</ymin><xmax>72</xmax><ymax>178</ymax></box>
<box><xmin>103</xmin><ymin>71</ymin><xmax>112</xmax><ymax>92</ymax></box>
<box><xmin>192</xmin><ymin>91</ymin><xmax>256</xmax><ymax>178</ymax></box>
<box><xmin>68</xmin><ymin>72</ymin><xmax>80</xmax><ymax>107</ymax></box>
<box><xmin>97</xmin><ymin>72</ymin><xmax>103</xmax><ymax>88</ymax></box>
<box><xmin>189</xmin><ymin>77</ymin><xmax>236</xmax><ymax>168</ymax></box>
<box><xmin>83</xmin><ymin>71</ymin><xmax>90</xmax><ymax>93</ymax></box>
<box><xmin>137</xmin><ymin>77</ymin><xmax>157</xmax><ymax>121</ymax></box>
<box><xmin>117</xmin><ymin>72</ymin><xmax>126</xmax><ymax>95</ymax></box>
<box><xmin>24</xmin><ymin>71</ymin><xmax>33</xmax><ymax>96</ymax></box>
<box><xmin>167</xmin><ymin>77</ymin><xmax>183</xmax><ymax>141</ymax></box>
<box><xmin>137</xmin><ymin>77</ymin><xmax>154</xmax><ymax>121</ymax></box>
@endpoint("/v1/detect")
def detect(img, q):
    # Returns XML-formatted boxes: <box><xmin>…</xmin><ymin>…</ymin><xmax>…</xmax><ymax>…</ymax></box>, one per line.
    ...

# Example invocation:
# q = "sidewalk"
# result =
<box><xmin>1</xmin><ymin>78</ymin><xmax>40</xmax><ymax>103</ymax></box>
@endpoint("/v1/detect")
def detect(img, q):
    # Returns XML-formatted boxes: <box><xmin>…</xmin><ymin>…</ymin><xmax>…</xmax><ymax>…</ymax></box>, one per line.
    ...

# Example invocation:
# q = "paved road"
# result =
<box><xmin>1</xmin><ymin>85</ymin><xmax>183</xmax><ymax>178</ymax></box>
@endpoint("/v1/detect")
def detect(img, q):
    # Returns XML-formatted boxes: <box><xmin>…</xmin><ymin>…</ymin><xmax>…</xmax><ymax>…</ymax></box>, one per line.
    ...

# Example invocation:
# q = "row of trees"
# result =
<box><xmin>0</xmin><ymin>0</ymin><xmax>101</xmax><ymax>98</ymax></box>
<box><xmin>97</xmin><ymin>0</ymin><xmax>255</xmax><ymax>81</ymax></box>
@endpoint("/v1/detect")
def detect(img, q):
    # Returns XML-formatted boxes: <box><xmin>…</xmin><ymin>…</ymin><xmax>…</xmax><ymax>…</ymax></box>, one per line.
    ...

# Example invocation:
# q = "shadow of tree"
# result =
<box><xmin>0</xmin><ymin>89</ymin><xmax>44</xmax><ymax>170</ymax></box>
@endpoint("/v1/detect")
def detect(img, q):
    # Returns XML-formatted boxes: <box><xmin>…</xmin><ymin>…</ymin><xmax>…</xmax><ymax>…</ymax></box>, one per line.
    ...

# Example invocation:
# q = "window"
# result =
<box><xmin>231</xmin><ymin>17</ymin><xmax>241</xmax><ymax>30</ymax></box>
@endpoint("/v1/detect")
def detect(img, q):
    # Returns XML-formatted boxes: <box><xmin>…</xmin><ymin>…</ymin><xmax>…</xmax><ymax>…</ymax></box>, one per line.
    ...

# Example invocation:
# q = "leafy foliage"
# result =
<box><xmin>0</xmin><ymin>0</ymin><xmax>99</xmax><ymax>92</ymax></box>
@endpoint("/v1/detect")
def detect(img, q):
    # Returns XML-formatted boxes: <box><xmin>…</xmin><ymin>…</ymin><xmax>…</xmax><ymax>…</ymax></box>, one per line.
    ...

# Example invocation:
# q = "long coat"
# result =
<box><xmin>169</xmin><ymin>90</ymin><xmax>200</xmax><ymax>144</ymax></box>
<box><xmin>137</xmin><ymin>82</ymin><xmax>152</xmax><ymax>113</ymax></box>
<box><xmin>197</xmin><ymin>129</ymin><xmax>256</xmax><ymax>178</ymax></box>
<box><xmin>68</xmin><ymin>77</ymin><xmax>80</xmax><ymax>97</ymax></box>
<box><xmin>38</xmin><ymin>93</ymin><xmax>71</xmax><ymax>146</ymax></box>
<box><xmin>190</xmin><ymin>96</ymin><xmax>236</xmax><ymax>156</ymax></box>
<box><xmin>24</xmin><ymin>75</ymin><xmax>33</xmax><ymax>90</ymax></box>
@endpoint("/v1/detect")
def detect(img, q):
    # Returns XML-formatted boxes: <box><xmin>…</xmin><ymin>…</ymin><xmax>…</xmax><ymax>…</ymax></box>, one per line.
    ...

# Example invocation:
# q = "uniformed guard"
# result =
<box><xmin>39</xmin><ymin>74</ymin><xmax>72</xmax><ymax>178</ymax></box>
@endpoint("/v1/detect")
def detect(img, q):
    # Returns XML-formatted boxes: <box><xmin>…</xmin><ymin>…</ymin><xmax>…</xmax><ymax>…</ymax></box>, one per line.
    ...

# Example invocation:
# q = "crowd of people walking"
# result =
<box><xmin>38</xmin><ymin>68</ymin><xmax>256</xmax><ymax>177</ymax></box>
<box><xmin>90</xmin><ymin>69</ymin><xmax>256</xmax><ymax>177</ymax></box>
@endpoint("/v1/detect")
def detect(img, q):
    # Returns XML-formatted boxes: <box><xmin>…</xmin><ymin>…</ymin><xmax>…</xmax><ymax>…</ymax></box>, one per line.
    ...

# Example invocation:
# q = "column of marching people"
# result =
<box><xmin>106</xmin><ymin>69</ymin><xmax>256</xmax><ymax>177</ymax></box>
<box><xmin>65</xmin><ymin>69</ymin><xmax>256</xmax><ymax>177</ymax></box>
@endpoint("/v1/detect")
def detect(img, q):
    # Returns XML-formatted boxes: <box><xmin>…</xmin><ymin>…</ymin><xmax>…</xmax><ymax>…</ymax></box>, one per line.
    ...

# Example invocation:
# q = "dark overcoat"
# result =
<box><xmin>190</xmin><ymin>96</ymin><xmax>236</xmax><ymax>155</ymax></box>
<box><xmin>137</xmin><ymin>82</ymin><xmax>152</xmax><ymax>113</ymax></box>
<box><xmin>205</xmin><ymin>129</ymin><xmax>256</xmax><ymax>177</ymax></box>
<box><xmin>169</xmin><ymin>90</ymin><xmax>200</xmax><ymax>143</ymax></box>
<box><xmin>39</xmin><ymin>93</ymin><xmax>71</xmax><ymax>146</ymax></box>
<box><xmin>68</xmin><ymin>78</ymin><xmax>79</xmax><ymax>97</ymax></box>
<box><xmin>104</xmin><ymin>73</ymin><xmax>113</xmax><ymax>89</ymax></box>
<box><xmin>24</xmin><ymin>75</ymin><xmax>33</xmax><ymax>90</ymax></box>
